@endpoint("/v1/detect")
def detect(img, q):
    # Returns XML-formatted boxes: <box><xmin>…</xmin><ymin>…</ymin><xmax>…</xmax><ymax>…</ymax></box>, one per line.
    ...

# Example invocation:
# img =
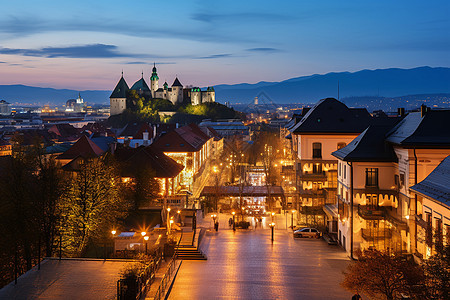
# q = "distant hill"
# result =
<box><xmin>0</xmin><ymin>85</ymin><xmax>110</xmax><ymax>105</ymax></box>
<box><xmin>214</xmin><ymin>66</ymin><xmax>450</xmax><ymax>105</ymax></box>
<box><xmin>1</xmin><ymin>66</ymin><xmax>449</xmax><ymax>108</ymax></box>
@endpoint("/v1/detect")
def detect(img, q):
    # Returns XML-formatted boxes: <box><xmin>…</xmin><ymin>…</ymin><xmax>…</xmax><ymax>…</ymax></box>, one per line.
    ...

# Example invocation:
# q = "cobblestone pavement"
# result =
<box><xmin>169</xmin><ymin>215</ymin><xmax>352</xmax><ymax>300</ymax></box>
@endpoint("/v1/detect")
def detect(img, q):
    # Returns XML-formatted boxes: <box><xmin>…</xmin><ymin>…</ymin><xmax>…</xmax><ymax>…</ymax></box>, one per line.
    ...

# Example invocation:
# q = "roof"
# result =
<box><xmin>290</xmin><ymin>98</ymin><xmax>372</xmax><ymax>134</ymax></box>
<box><xmin>332</xmin><ymin>125</ymin><xmax>398</xmax><ymax>162</ymax></box>
<box><xmin>110</xmin><ymin>76</ymin><xmax>129</xmax><ymax>98</ymax></box>
<box><xmin>0</xmin><ymin>139</ymin><xmax>11</xmax><ymax>147</ymax></box>
<box><xmin>118</xmin><ymin>122</ymin><xmax>152</xmax><ymax>138</ymax></box>
<box><xmin>57</xmin><ymin>135</ymin><xmax>104</xmax><ymax>160</ymax></box>
<box><xmin>152</xmin><ymin>123</ymin><xmax>209</xmax><ymax>152</ymax></box>
<box><xmin>130</xmin><ymin>77</ymin><xmax>150</xmax><ymax>92</ymax></box>
<box><xmin>386</xmin><ymin>110</ymin><xmax>450</xmax><ymax>148</ymax></box>
<box><xmin>410</xmin><ymin>156</ymin><xmax>450</xmax><ymax>205</ymax></box>
<box><xmin>201</xmin><ymin>185</ymin><xmax>284</xmax><ymax>197</ymax></box>
<box><xmin>48</xmin><ymin>124</ymin><xmax>80</xmax><ymax>141</ymax></box>
<box><xmin>90</xmin><ymin>136</ymin><xmax>116</xmax><ymax>152</ymax></box>
<box><xmin>172</xmin><ymin>77</ymin><xmax>183</xmax><ymax>87</ymax></box>
<box><xmin>114</xmin><ymin>145</ymin><xmax>183</xmax><ymax>178</ymax></box>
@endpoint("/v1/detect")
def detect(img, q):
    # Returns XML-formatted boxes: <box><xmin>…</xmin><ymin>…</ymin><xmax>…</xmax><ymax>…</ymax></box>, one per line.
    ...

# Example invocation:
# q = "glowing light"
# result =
<box><xmin>141</xmin><ymin>231</ymin><xmax>146</xmax><ymax>236</ymax></box>
<box><xmin>111</xmin><ymin>230</ymin><xmax>116</xmax><ymax>235</ymax></box>
<box><xmin>177</xmin><ymin>210</ymin><xmax>181</xmax><ymax>214</ymax></box>
<box><xmin>167</xmin><ymin>207</ymin><xmax>171</xmax><ymax>212</ymax></box>
<box><xmin>231</xmin><ymin>211</ymin><xmax>235</xmax><ymax>215</ymax></box>
<box><xmin>144</xmin><ymin>236</ymin><xmax>149</xmax><ymax>241</ymax></box>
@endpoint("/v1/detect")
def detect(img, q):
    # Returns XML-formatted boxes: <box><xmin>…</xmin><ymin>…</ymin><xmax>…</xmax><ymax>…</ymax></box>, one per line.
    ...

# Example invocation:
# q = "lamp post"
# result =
<box><xmin>141</xmin><ymin>231</ymin><xmax>147</xmax><ymax>253</ymax></box>
<box><xmin>271</xmin><ymin>212</ymin><xmax>275</xmax><ymax>223</ymax></box>
<box><xmin>167</xmin><ymin>208</ymin><xmax>171</xmax><ymax>235</ymax></box>
<box><xmin>111</xmin><ymin>230</ymin><xmax>116</xmax><ymax>257</ymax></box>
<box><xmin>291</xmin><ymin>210</ymin><xmax>296</xmax><ymax>229</ymax></box>
<box><xmin>269</xmin><ymin>222</ymin><xmax>275</xmax><ymax>243</ymax></box>
<box><xmin>232</xmin><ymin>211</ymin><xmax>236</xmax><ymax>231</ymax></box>
<box><xmin>144</xmin><ymin>236</ymin><xmax>149</xmax><ymax>255</ymax></box>
<box><xmin>177</xmin><ymin>210</ymin><xmax>181</xmax><ymax>226</ymax></box>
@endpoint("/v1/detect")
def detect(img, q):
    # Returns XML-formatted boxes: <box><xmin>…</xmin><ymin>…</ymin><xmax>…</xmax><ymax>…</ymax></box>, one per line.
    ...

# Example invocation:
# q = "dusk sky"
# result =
<box><xmin>0</xmin><ymin>0</ymin><xmax>449</xmax><ymax>90</ymax></box>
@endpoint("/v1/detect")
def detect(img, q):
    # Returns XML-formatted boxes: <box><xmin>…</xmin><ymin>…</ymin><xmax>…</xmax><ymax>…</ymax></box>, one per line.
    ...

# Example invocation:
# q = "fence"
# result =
<box><xmin>153</xmin><ymin>258</ymin><xmax>178</xmax><ymax>300</ymax></box>
<box><xmin>117</xmin><ymin>249</ymin><xmax>162</xmax><ymax>300</ymax></box>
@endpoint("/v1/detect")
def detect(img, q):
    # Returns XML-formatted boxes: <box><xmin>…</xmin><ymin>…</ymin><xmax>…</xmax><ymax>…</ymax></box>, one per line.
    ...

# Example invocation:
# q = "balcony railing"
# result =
<box><xmin>361</xmin><ymin>228</ymin><xmax>392</xmax><ymax>241</ymax></box>
<box><xmin>300</xmin><ymin>171</ymin><xmax>327</xmax><ymax>181</ymax></box>
<box><xmin>357</xmin><ymin>205</ymin><xmax>387</xmax><ymax>220</ymax></box>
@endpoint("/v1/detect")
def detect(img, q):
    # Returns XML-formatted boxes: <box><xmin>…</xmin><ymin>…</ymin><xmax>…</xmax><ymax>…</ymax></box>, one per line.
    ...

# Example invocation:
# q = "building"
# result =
<box><xmin>288</xmin><ymin>98</ymin><xmax>372</xmax><ymax>229</ymax></box>
<box><xmin>332</xmin><ymin>106</ymin><xmax>450</xmax><ymax>259</ymax></box>
<box><xmin>151</xmin><ymin>123</ymin><xmax>213</xmax><ymax>195</ymax></box>
<box><xmin>65</xmin><ymin>93</ymin><xmax>85</xmax><ymax>113</ymax></box>
<box><xmin>410</xmin><ymin>155</ymin><xmax>450</xmax><ymax>259</ymax></box>
<box><xmin>0</xmin><ymin>100</ymin><xmax>11</xmax><ymax>115</ymax></box>
<box><xmin>0</xmin><ymin>139</ymin><xmax>12</xmax><ymax>156</ymax></box>
<box><xmin>110</xmin><ymin>65</ymin><xmax>215</xmax><ymax>116</ymax></box>
<box><xmin>332</xmin><ymin>124</ymin><xmax>404</xmax><ymax>257</ymax></box>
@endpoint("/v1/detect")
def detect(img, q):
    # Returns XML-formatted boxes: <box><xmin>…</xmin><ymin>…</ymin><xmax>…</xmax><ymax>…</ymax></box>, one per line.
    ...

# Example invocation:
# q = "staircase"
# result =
<box><xmin>175</xmin><ymin>230</ymin><xmax>207</xmax><ymax>260</ymax></box>
<box><xmin>175</xmin><ymin>245</ymin><xmax>207</xmax><ymax>260</ymax></box>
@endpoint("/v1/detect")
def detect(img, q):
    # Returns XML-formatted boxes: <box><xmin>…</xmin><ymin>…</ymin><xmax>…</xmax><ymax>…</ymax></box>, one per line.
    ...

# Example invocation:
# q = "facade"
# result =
<box><xmin>332</xmin><ymin>107</ymin><xmax>450</xmax><ymax>259</ymax></box>
<box><xmin>288</xmin><ymin>98</ymin><xmax>373</xmax><ymax>230</ymax></box>
<box><xmin>152</xmin><ymin>123</ymin><xmax>213</xmax><ymax>195</ymax></box>
<box><xmin>0</xmin><ymin>100</ymin><xmax>12</xmax><ymax>115</ymax></box>
<box><xmin>110</xmin><ymin>65</ymin><xmax>215</xmax><ymax>115</ymax></box>
<box><xmin>410</xmin><ymin>156</ymin><xmax>450</xmax><ymax>259</ymax></box>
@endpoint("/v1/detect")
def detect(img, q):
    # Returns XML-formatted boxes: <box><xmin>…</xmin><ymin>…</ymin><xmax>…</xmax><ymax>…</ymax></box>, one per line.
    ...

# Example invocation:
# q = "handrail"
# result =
<box><xmin>153</xmin><ymin>255</ymin><xmax>178</xmax><ymax>300</ymax></box>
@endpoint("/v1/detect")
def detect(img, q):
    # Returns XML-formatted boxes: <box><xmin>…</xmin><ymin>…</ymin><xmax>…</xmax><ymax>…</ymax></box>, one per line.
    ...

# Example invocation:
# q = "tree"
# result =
<box><xmin>122</xmin><ymin>166</ymin><xmax>160</xmax><ymax>210</ymax></box>
<box><xmin>422</xmin><ymin>245</ymin><xmax>450</xmax><ymax>299</ymax></box>
<box><xmin>59</xmin><ymin>157</ymin><xmax>131</xmax><ymax>257</ymax></box>
<box><xmin>341</xmin><ymin>249</ymin><xmax>424</xmax><ymax>300</ymax></box>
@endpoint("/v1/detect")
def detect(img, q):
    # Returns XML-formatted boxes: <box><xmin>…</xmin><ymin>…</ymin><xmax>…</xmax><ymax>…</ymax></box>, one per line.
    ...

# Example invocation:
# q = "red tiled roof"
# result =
<box><xmin>57</xmin><ymin>135</ymin><xmax>104</xmax><ymax>160</ymax></box>
<box><xmin>152</xmin><ymin>123</ymin><xmax>209</xmax><ymax>153</ymax></box>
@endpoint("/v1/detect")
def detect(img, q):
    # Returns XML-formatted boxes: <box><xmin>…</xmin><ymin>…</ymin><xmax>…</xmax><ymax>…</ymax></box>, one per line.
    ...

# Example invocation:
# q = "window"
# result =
<box><xmin>400</xmin><ymin>173</ymin><xmax>405</xmax><ymax>187</ymax></box>
<box><xmin>436</xmin><ymin>219</ymin><xmax>443</xmax><ymax>248</ymax></box>
<box><xmin>338</xmin><ymin>162</ymin><xmax>341</xmax><ymax>177</ymax></box>
<box><xmin>313</xmin><ymin>163</ymin><xmax>322</xmax><ymax>174</ymax></box>
<box><xmin>366</xmin><ymin>194</ymin><xmax>378</xmax><ymax>208</ymax></box>
<box><xmin>343</xmin><ymin>164</ymin><xmax>346</xmax><ymax>179</ymax></box>
<box><xmin>426</xmin><ymin>213</ymin><xmax>432</xmax><ymax>247</ymax></box>
<box><xmin>337</xmin><ymin>142</ymin><xmax>346</xmax><ymax>150</ymax></box>
<box><xmin>365</xmin><ymin>168</ymin><xmax>378</xmax><ymax>187</ymax></box>
<box><xmin>312</xmin><ymin>143</ymin><xmax>322</xmax><ymax>159</ymax></box>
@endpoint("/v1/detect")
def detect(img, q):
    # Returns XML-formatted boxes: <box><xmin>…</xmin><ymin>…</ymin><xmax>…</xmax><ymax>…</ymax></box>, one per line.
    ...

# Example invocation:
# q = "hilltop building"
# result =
<box><xmin>110</xmin><ymin>65</ymin><xmax>215</xmax><ymax>116</ymax></box>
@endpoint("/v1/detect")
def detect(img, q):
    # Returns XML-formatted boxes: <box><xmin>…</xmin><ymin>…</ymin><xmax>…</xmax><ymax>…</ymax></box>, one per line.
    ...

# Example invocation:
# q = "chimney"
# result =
<box><xmin>397</xmin><ymin>108</ymin><xmax>405</xmax><ymax>117</ymax></box>
<box><xmin>420</xmin><ymin>104</ymin><xmax>428</xmax><ymax>118</ymax></box>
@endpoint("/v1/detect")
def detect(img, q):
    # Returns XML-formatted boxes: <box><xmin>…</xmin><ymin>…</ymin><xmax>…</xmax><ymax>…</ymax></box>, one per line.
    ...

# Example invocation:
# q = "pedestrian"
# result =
<box><xmin>352</xmin><ymin>292</ymin><xmax>362</xmax><ymax>300</ymax></box>
<box><xmin>228</xmin><ymin>218</ymin><xmax>232</xmax><ymax>227</ymax></box>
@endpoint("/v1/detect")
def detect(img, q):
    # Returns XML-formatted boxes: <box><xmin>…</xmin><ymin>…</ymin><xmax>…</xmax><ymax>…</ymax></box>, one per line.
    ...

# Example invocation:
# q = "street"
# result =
<box><xmin>169</xmin><ymin>214</ymin><xmax>352</xmax><ymax>300</ymax></box>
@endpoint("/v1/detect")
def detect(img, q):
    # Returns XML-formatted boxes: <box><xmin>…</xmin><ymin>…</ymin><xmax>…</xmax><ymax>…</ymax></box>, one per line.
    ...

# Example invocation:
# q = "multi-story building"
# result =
<box><xmin>332</xmin><ymin>124</ymin><xmax>404</xmax><ymax>257</ymax></box>
<box><xmin>288</xmin><ymin>98</ymin><xmax>372</xmax><ymax>229</ymax></box>
<box><xmin>410</xmin><ymin>156</ymin><xmax>450</xmax><ymax>259</ymax></box>
<box><xmin>333</xmin><ymin>106</ymin><xmax>450</xmax><ymax>258</ymax></box>
<box><xmin>151</xmin><ymin>123</ymin><xmax>213</xmax><ymax>195</ymax></box>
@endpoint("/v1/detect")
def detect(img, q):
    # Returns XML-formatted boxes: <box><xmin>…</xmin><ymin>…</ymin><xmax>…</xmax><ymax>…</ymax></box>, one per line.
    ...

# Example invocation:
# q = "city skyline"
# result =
<box><xmin>0</xmin><ymin>0</ymin><xmax>449</xmax><ymax>90</ymax></box>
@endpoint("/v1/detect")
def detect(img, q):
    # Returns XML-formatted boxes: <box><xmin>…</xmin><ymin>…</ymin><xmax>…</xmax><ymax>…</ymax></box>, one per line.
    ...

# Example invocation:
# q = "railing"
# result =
<box><xmin>357</xmin><ymin>205</ymin><xmax>386</xmax><ymax>219</ymax></box>
<box><xmin>153</xmin><ymin>257</ymin><xmax>178</xmax><ymax>300</ymax></box>
<box><xmin>117</xmin><ymin>249</ymin><xmax>162</xmax><ymax>300</ymax></box>
<box><xmin>361</xmin><ymin>228</ymin><xmax>392</xmax><ymax>241</ymax></box>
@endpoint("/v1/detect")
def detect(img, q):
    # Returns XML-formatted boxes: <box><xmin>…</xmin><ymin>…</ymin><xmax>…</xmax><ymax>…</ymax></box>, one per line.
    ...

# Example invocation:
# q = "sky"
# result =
<box><xmin>0</xmin><ymin>0</ymin><xmax>449</xmax><ymax>90</ymax></box>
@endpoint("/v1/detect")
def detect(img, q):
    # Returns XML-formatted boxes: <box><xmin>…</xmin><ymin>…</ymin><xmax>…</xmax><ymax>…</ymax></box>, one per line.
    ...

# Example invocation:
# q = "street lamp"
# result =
<box><xmin>269</xmin><ymin>222</ymin><xmax>275</xmax><ymax>242</ymax></box>
<box><xmin>144</xmin><ymin>236</ymin><xmax>149</xmax><ymax>254</ymax></box>
<box><xmin>232</xmin><ymin>211</ymin><xmax>236</xmax><ymax>231</ymax></box>
<box><xmin>167</xmin><ymin>207</ymin><xmax>171</xmax><ymax>235</ymax></box>
<box><xmin>271</xmin><ymin>212</ymin><xmax>275</xmax><ymax>223</ymax></box>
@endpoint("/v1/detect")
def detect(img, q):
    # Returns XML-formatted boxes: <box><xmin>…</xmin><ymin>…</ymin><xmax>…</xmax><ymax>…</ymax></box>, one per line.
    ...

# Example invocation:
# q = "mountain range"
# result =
<box><xmin>0</xmin><ymin>66</ymin><xmax>449</xmax><ymax>107</ymax></box>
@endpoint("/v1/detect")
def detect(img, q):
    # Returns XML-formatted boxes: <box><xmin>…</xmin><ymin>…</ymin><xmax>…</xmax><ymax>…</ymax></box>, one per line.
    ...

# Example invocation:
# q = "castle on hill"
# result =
<box><xmin>110</xmin><ymin>64</ymin><xmax>215</xmax><ymax>115</ymax></box>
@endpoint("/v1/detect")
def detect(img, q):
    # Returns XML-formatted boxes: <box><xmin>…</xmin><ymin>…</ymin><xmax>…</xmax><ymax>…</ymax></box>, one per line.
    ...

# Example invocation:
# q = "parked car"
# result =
<box><xmin>293</xmin><ymin>227</ymin><xmax>320</xmax><ymax>238</ymax></box>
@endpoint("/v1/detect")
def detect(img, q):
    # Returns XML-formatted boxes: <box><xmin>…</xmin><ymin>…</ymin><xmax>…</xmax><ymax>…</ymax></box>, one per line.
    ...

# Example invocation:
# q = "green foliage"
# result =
<box><xmin>422</xmin><ymin>245</ymin><xmax>450</xmax><ymax>299</ymax></box>
<box><xmin>59</xmin><ymin>158</ymin><xmax>131</xmax><ymax>257</ymax></box>
<box><xmin>121</xmin><ymin>166</ymin><xmax>160</xmax><ymax>210</ymax></box>
<box><xmin>179</xmin><ymin>102</ymin><xmax>243</xmax><ymax>120</ymax></box>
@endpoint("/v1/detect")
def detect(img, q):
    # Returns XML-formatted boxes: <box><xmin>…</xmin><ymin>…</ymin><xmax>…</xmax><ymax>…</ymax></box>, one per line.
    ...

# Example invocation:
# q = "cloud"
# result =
<box><xmin>246</xmin><ymin>47</ymin><xmax>281</xmax><ymax>53</ymax></box>
<box><xmin>0</xmin><ymin>44</ymin><xmax>146</xmax><ymax>59</ymax></box>
<box><xmin>195</xmin><ymin>54</ymin><xmax>233</xmax><ymax>59</ymax></box>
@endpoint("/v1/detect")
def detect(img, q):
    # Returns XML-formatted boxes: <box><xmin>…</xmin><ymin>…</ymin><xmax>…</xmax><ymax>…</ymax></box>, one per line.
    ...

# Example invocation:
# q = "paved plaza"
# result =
<box><xmin>0</xmin><ymin>258</ymin><xmax>136</xmax><ymax>300</ymax></box>
<box><xmin>169</xmin><ymin>214</ymin><xmax>352</xmax><ymax>300</ymax></box>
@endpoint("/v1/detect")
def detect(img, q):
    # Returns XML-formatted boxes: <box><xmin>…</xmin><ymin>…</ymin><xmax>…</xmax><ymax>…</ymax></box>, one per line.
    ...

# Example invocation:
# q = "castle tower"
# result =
<box><xmin>205</xmin><ymin>86</ymin><xmax>215</xmax><ymax>103</ymax></box>
<box><xmin>191</xmin><ymin>87</ymin><xmax>201</xmax><ymax>105</ymax></box>
<box><xmin>170</xmin><ymin>77</ymin><xmax>183</xmax><ymax>104</ymax></box>
<box><xmin>150</xmin><ymin>63</ymin><xmax>159</xmax><ymax>98</ymax></box>
<box><xmin>110</xmin><ymin>73</ymin><xmax>129</xmax><ymax>115</ymax></box>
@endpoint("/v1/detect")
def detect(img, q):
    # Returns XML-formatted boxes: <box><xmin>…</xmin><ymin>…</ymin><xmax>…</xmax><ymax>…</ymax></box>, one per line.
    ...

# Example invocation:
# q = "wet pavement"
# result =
<box><xmin>169</xmin><ymin>213</ymin><xmax>352</xmax><ymax>300</ymax></box>
<box><xmin>0</xmin><ymin>258</ymin><xmax>136</xmax><ymax>300</ymax></box>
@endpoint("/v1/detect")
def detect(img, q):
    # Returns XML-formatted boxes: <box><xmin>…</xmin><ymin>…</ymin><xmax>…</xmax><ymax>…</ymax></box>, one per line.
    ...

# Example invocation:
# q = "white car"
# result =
<box><xmin>293</xmin><ymin>228</ymin><xmax>320</xmax><ymax>238</ymax></box>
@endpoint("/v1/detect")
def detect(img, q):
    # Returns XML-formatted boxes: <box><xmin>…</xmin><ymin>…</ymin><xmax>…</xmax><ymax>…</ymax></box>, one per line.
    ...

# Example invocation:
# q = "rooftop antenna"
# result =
<box><xmin>141</xmin><ymin>70</ymin><xmax>144</xmax><ymax>78</ymax></box>
<box><xmin>121</xmin><ymin>69</ymin><xmax>123</xmax><ymax>77</ymax></box>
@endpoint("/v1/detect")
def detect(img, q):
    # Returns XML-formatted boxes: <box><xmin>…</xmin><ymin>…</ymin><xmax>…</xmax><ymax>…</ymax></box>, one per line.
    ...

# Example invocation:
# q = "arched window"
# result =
<box><xmin>312</xmin><ymin>142</ymin><xmax>322</xmax><ymax>159</ymax></box>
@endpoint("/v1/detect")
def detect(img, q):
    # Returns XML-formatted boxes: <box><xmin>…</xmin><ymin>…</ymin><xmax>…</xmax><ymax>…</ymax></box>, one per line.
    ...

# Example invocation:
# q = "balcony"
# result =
<box><xmin>357</xmin><ymin>205</ymin><xmax>387</xmax><ymax>220</ymax></box>
<box><xmin>300</xmin><ymin>171</ymin><xmax>328</xmax><ymax>181</ymax></box>
<box><xmin>361</xmin><ymin>228</ymin><xmax>392</xmax><ymax>241</ymax></box>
